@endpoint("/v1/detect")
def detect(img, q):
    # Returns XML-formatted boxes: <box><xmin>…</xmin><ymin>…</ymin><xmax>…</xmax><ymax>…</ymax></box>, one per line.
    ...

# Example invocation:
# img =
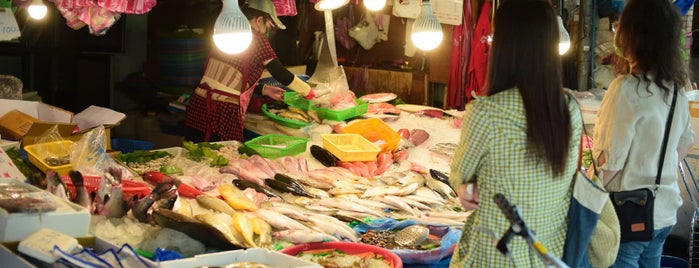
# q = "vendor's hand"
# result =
<box><xmin>263</xmin><ymin>85</ymin><xmax>286</xmax><ymax>101</ymax></box>
<box><xmin>304</xmin><ymin>89</ymin><xmax>316</xmax><ymax>100</ymax></box>
<box><xmin>457</xmin><ymin>183</ymin><xmax>479</xmax><ymax>210</ymax></box>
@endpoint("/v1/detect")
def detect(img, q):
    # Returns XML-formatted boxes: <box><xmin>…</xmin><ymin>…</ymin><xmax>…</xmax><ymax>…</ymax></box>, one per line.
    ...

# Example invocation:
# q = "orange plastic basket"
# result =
<box><xmin>60</xmin><ymin>175</ymin><xmax>152</xmax><ymax>201</ymax></box>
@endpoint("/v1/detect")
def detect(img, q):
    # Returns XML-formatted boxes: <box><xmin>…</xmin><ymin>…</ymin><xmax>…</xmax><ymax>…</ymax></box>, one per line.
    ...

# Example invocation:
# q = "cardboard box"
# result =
<box><xmin>0</xmin><ymin>99</ymin><xmax>76</xmax><ymax>145</ymax></box>
<box><xmin>0</xmin><ymin>236</ymin><xmax>156</xmax><ymax>268</ymax></box>
<box><xmin>158</xmin><ymin>248</ymin><xmax>321</xmax><ymax>268</ymax></box>
<box><xmin>0</xmin><ymin>110</ymin><xmax>40</xmax><ymax>140</ymax></box>
<box><xmin>0</xmin><ymin>179</ymin><xmax>90</xmax><ymax>242</ymax></box>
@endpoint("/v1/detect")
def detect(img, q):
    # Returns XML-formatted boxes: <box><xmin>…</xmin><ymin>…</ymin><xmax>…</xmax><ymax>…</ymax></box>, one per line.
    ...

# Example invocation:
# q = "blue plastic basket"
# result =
<box><xmin>111</xmin><ymin>138</ymin><xmax>155</xmax><ymax>153</ymax></box>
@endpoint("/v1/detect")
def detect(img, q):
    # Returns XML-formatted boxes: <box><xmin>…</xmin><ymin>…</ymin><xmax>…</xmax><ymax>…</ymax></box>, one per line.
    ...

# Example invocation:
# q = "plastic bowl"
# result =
<box><xmin>280</xmin><ymin>241</ymin><xmax>403</xmax><ymax>268</ymax></box>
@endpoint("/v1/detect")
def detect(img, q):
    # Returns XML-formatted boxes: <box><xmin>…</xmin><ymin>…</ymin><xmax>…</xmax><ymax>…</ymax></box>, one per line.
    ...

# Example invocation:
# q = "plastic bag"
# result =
<box><xmin>311</xmin><ymin>66</ymin><xmax>352</xmax><ymax>108</ymax></box>
<box><xmin>70</xmin><ymin>125</ymin><xmax>133</xmax><ymax>178</ymax></box>
<box><xmin>349</xmin><ymin>12</ymin><xmax>379</xmax><ymax>50</ymax></box>
<box><xmin>335</xmin><ymin>5</ymin><xmax>356</xmax><ymax>50</ymax></box>
<box><xmin>392</xmin><ymin>0</ymin><xmax>421</xmax><ymax>19</ymax></box>
<box><xmin>33</xmin><ymin>125</ymin><xmax>73</xmax><ymax>167</ymax></box>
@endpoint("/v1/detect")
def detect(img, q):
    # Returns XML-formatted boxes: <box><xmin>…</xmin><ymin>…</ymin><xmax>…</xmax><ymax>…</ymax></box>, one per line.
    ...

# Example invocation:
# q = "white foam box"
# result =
<box><xmin>686</xmin><ymin>90</ymin><xmax>699</xmax><ymax>149</ymax></box>
<box><xmin>158</xmin><ymin>248</ymin><xmax>322</xmax><ymax>268</ymax></box>
<box><xmin>0</xmin><ymin>146</ymin><xmax>25</xmax><ymax>181</ymax></box>
<box><xmin>0</xmin><ymin>236</ymin><xmax>156</xmax><ymax>268</ymax></box>
<box><xmin>0</xmin><ymin>179</ymin><xmax>90</xmax><ymax>242</ymax></box>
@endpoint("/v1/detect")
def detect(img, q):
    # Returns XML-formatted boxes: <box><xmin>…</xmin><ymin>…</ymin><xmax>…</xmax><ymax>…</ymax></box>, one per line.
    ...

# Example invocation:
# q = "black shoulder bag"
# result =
<box><xmin>609</xmin><ymin>84</ymin><xmax>678</xmax><ymax>242</ymax></box>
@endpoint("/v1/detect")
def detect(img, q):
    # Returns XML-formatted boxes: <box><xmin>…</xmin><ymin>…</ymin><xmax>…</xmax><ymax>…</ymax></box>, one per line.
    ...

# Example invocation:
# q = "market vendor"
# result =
<box><xmin>185</xmin><ymin>0</ymin><xmax>315</xmax><ymax>143</ymax></box>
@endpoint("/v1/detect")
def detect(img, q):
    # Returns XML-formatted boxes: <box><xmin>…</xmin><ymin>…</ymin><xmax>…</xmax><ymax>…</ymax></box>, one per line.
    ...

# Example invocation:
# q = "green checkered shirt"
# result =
<box><xmin>449</xmin><ymin>88</ymin><xmax>582</xmax><ymax>267</ymax></box>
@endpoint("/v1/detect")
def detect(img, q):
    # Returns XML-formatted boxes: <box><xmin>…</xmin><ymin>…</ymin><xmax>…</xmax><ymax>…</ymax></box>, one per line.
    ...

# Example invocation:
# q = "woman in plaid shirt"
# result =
<box><xmin>449</xmin><ymin>0</ymin><xmax>582</xmax><ymax>266</ymax></box>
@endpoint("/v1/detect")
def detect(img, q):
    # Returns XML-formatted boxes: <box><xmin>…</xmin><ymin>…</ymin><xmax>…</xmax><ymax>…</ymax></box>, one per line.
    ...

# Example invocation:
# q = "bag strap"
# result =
<box><xmin>655</xmin><ymin>83</ymin><xmax>679</xmax><ymax>190</ymax></box>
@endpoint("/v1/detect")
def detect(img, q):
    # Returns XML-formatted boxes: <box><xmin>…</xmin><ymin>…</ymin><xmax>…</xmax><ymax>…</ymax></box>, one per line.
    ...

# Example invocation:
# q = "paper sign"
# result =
<box><xmin>433</xmin><ymin>0</ymin><xmax>463</xmax><ymax>25</ymax></box>
<box><xmin>0</xmin><ymin>8</ymin><xmax>20</xmax><ymax>41</ymax></box>
<box><xmin>73</xmin><ymin>105</ymin><xmax>126</xmax><ymax>131</ymax></box>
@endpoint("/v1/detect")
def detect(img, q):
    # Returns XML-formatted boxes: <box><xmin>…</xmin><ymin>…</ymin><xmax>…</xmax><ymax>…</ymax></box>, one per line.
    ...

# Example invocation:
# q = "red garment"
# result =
<box><xmin>446</xmin><ymin>0</ymin><xmax>473</xmax><ymax>109</ymax></box>
<box><xmin>464</xmin><ymin>1</ymin><xmax>492</xmax><ymax>101</ymax></box>
<box><xmin>185</xmin><ymin>31</ymin><xmax>277</xmax><ymax>142</ymax></box>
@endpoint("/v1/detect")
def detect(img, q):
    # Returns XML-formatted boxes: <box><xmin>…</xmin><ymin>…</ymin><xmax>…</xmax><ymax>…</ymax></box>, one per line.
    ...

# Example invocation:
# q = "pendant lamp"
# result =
<box><xmin>557</xmin><ymin>15</ymin><xmax>570</xmax><ymax>55</ymax></box>
<box><xmin>28</xmin><ymin>0</ymin><xmax>47</xmax><ymax>20</ymax></box>
<box><xmin>364</xmin><ymin>0</ymin><xmax>386</xmax><ymax>11</ymax></box>
<box><xmin>213</xmin><ymin>0</ymin><xmax>252</xmax><ymax>54</ymax></box>
<box><xmin>315</xmin><ymin>0</ymin><xmax>349</xmax><ymax>11</ymax></box>
<box><xmin>411</xmin><ymin>1</ymin><xmax>443</xmax><ymax>51</ymax></box>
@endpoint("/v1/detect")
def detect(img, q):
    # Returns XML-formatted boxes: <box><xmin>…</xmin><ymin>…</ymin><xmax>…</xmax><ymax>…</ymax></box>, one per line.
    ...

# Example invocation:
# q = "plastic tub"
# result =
<box><xmin>343</xmin><ymin>117</ymin><xmax>401</xmax><ymax>153</ymax></box>
<box><xmin>281</xmin><ymin>241</ymin><xmax>403</xmax><ymax>268</ymax></box>
<box><xmin>315</xmin><ymin>99</ymin><xmax>369</xmax><ymax>121</ymax></box>
<box><xmin>321</xmin><ymin>134</ymin><xmax>381</xmax><ymax>162</ymax></box>
<box><xmin>111</xmin><ymin>138</ymin><xmax>156</xmax><ymax>153</ymax></box>
<box><xmin>244</xmin><ymin>134</ymin><xmax>309</xmax><ymax>159</ymax></box>
<box><xmin>284</xmin><ymin>91</ymin><xmax>313</xmax><ymax>111</ymax></box>
<box><xmin>262</xmin><ymin>104</ymin><xmax>311</xmax><ymax>129</ymax></box>
<box><xmin>24</xmin><ymin>140</ymin><xmax>74</xmax><ymax>175</ymax></box>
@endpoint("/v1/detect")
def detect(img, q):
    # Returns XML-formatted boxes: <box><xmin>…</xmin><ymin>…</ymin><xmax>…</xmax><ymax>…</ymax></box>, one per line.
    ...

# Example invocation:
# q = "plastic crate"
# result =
<box><xmin>261</xmin><ymin>104</ymin><xmax>311</xmax><ymax>129</ymax></box>
<box><xmin>342</xmin><ymin>117</ymin><xmax>401</xmax><ymax>153</ymax></box>
<box><xmin>60</xmin><ymin>175</ymin><xmax>152</xmax><ymax>201</ymax></box>
<box><xmin>321</xmin><ymin>134</ymin><xmax>381</xmax><ymax>162</ymax></box>
<box><xmin>111</xmin><ymin>138</ymin><xmax>155</xmax><ymax>153</ymax></box>
<box><xmin>24</xmin><ymin>140</ymin><xmax>74</xmax><ymax>175</ymax></box>
<box><xmin>283</xmin><ymin>91</ymin><xmax>313</xmax><ymax>110</ymax></box>
<box><xmin>315</xmin><ymin>99</ymin><xmax>369</xmax><ymax>121</ymax></box>
<box><xmin>244</xmin><ymin>134</ymin><xmax>309</xmax><ymax>159</ymax></box>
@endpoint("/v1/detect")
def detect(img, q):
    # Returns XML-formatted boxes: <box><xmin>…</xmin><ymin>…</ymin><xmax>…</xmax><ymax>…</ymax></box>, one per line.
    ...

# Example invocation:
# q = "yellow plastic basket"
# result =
<box><xmin>342</xmin><ymin>117</ymin><xmax>401</xmax><ymax>153</ymax></box>
<box><xmin>321</xmin><ymin>134</ymin><xmax>381</xmax><ymax>162</ymax></box>
<box><xmin>24</xmin><ymin>140</ymin><xmax>74</xmax><ymax>175</ymax></box>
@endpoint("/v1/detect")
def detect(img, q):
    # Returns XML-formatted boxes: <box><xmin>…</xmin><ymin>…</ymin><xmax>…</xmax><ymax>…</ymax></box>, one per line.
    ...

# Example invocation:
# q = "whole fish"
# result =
<box><xmin>264</xmin><ymin>179</ymin><xmax>314</xmax><ymax>198</ymax></box>
<box><xmin>273</xmin><ymin>173</ymin><xmax>307</xmax><ymax>193</ymax></box>
<box><xmin>233</xmin><ymin>179</ymin><xmax>282</xmax><ymax>199</ymax></box>
<box><xmin>316</xmin><ymin>198</ymin><xmax>385</xmax><ymax>217</ymax></box>
<box><xmin>152</xmin><ymin>209</ymin><xmax>242</xmax><ymax>250</ymax></box>
<box><xmin>274</xmin><ymin>229</ymin><xmax>339</xmax><ymax>243</ymax></box>
<box><xmin>195</xmin><ymin>213</ymin><xmax>247</xmax><ymax>247</ymax></box>
<box><xmin>232</xmin><ymin>212</ymin><xmax>256</xmax><ymax>247</ymax></box>
<box><xmin>249</xmin><ymin>216</ymin><xmax>272</xmax><ymax>247</ymax></box>
<box><xmin>100</xmin><ymin>185</ymin><xmax>128</xmax><ymax>218</ymax></box>
<box><xmin>142</xmin><ymin>171</ymin><xmax>205</xmax><ymax>198</ymax></box>
<box><xmin>197</xmin><ymin>194</ymin><xmax>236</xmax><ymax>215</ymax></box>
<box><xmin>68</xmin><ymin>171</ymin><xmax>91</xmax><ymax>209</ymax></box>
<box><xmin>254</xmin><ymin>209</ymin><xmax>312</xmax><ymax>231</ymax></box>
<box><xmin>45</xmin><ymin>170</ymin><xmax>70</xmax><ymax>201</ymax></box>
<box><xmin>310</xmin><ymin>145</ymin><xmax>338</xmax><ymax>167</ymax></box>
<box><xmin>303</xmin><ymin>213</ymin><xmax>358</xmax><ymax>241</ymax></box>
<box><xmin>424</xmin><ymin>176</ymin><xmax>458</xmax><ymax>200</ymax></box>
<box><xmin>219</xmin><ymin>184</ymin><xmax>258</xmax><ymax>211</ymax></box>
<box><xmin>429</xmin><ymin>169</ymin><xmax>455</xmax><ymax>191</ymax></box>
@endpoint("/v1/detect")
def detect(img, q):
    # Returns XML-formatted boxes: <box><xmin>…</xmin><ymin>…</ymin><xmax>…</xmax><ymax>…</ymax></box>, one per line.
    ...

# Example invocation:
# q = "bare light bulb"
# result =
<box><xmin>364</xmin><ymin>0</ymin><xmax>386</xmax><ymax>11</ymax></box>
<box><xmin>213</xmin><ymin>0</ymin><xmax>252</xmax><ymax>54</ymax></box>
<box><xmin>411</xmin><ymin>1</ymin><xmax>443</xmax><ymax>51</ymax></box>
<box><xmin>558</xmin><ymin>16</ymin><xmax>571</xmax><ymax>55</ymax></box>
<box><xmin>28</xmin><ymin>0</ymin><xmax>47</xmax><ymax>20</ymax></box>
<box><xmin>315</xmin><ymin>0</ymin><xmax>349</xmax><ymax>11</ymax></box>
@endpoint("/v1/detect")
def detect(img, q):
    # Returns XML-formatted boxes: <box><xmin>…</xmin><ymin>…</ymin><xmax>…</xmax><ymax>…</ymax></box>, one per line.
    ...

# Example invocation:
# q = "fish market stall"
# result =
<box><xmin>3</xmin><ymin>97</ymin><xmax>467</xmax><ymax>267</ymax></box>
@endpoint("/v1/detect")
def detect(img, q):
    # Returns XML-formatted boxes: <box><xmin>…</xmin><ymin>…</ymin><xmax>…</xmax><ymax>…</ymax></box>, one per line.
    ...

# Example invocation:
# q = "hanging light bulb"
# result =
<box><xmin>28</xmin><ymin>0</ymin><xmax>47</xmax><ymax>20</ymax></box>
<box><xmin>364</xmin><ymin>0</ymin><xmax>386</xmax><ymax>11</ymax></box>
<box><xmin>213</xmin><ymin>0</ymin><xmax>252</xmax><ymax>54</ymax></box>
<box><xmin>557</xmin><ymin>15</ymin><xmax>571</xmax><ymax>55</ymax></box>
<box><xmin>315</xmin><ymin>0</ymin><xmax>349</xmax><ymax>11</ymax></box>
<box><xmin>411</xmin><ymin>1</ymin><xmax>443</xmax><ymax>51</ymax></box>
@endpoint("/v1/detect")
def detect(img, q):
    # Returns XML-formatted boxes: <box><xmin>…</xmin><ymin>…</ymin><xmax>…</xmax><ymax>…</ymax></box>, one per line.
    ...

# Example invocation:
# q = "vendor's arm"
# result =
<box><xmin>264</xmin><ymin>58</ymin><xmax>312</xmax><ymax>97</ymax></box>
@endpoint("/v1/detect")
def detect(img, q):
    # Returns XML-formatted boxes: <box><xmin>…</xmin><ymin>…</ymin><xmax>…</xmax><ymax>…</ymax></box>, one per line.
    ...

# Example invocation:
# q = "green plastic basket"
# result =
<box><xmin>315</xmin><ymin>99</ymin><xmax>369</xmax><ymax>121</ymax></box>
<box><xmin>283</xmin><ymin>91</ymin><xmax>313</xmax><ymax>110</ymax></box>
<box><xmin>262</xmin><ymin>103</ymin><xmax>311</xmax><ymax>129</ymax></box>
<box><xmin>244</xmin><ymin>134</ymin><xmax>309</xmax><ymax>159</ymax></box>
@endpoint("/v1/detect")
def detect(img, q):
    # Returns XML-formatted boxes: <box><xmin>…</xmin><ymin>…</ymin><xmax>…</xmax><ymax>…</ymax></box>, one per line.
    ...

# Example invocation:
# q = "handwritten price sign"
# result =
<box><xmin>0</xmin><ymin>8</ymin><xmax>21</xmax><ymax>41</ymax></box>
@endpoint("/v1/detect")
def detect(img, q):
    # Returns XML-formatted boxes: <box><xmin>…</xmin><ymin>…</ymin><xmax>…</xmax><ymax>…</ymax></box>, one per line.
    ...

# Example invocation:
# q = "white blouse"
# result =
<box><xmin>593</xmin><ymin>74</ymin><xmax>695</xmax><ymax>229</ymax></box>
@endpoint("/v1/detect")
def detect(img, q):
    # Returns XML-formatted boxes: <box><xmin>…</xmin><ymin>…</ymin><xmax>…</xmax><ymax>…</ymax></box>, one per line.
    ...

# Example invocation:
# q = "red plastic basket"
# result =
<box><xmin>60</xmin><ymin>175</ymin><xmax>152</xmax><ymax>201</ymax></box>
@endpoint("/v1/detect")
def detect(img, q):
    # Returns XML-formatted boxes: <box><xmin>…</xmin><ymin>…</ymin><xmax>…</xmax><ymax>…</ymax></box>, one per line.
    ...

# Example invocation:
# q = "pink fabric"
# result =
<box><xmin>464</xmin><ymin>1</ymin><xmax>492</xmax><ymax>102</ymax></box>
<box><xmin>446</xmin><ymin>0</ymin><xmax>473</xmax><ymax>109</ymax></box>
<box><xmin>272</xmin><ymin>0</ymin><xmax>297</xmax><ymax>16</ymax></box>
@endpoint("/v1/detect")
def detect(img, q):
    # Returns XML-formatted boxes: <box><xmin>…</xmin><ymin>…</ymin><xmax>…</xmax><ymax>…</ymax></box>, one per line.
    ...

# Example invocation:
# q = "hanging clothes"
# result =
<box><xmin>446</xmin><ymin>0</ymin><xmax>474</xmax><ymax>109</ymax></box>
<box><xmin>464</xmin><ymin>1</ymin><xmax>492</xmax><ymax>102</ymax></box>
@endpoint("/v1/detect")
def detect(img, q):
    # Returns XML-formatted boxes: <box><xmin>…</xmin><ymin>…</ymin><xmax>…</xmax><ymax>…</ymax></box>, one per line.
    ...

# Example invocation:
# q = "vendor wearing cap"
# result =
<box><xmin>185</xmin><ymin>0</ymin><xmax>315</xmax><ymax>142</ymax></box>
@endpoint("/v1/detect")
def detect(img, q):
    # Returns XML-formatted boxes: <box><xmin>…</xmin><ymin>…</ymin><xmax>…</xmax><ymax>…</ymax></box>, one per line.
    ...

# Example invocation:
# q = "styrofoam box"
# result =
<box><xmin>0</xmin><ymin>179</ymin><xmax>90</xmax><ymax>242</ymax></box>
<box><xmin>686</xmin><ymin>90</ymin><xmax>699</xmax><ymax>149</ymax></box>
<box><xmin>0</xmin><ymin>236</ymin><xmax>157</xmax><ymax>268</ymax></box>
<box><xmin>158</xmin><ymin>248</ymin><xmax>322</xmax><ymax>268</ymax></box>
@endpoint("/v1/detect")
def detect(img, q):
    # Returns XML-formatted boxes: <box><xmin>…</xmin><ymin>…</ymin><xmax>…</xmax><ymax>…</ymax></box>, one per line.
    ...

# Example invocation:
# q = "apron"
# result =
<box><xmin>194</xmin><ymin>57</ymin><xmax>257</xmax><ymax>141</ymax></box>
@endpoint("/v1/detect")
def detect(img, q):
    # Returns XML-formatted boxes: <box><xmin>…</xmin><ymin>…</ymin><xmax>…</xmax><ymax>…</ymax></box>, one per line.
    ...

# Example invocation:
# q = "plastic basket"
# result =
<box><xmin>315</xmin><ymin>99</ymin><xmax>369</xmax><ymax>121</ymax></box>
<box><xmin>24</xmin><ymin>140</ymin><xmax>74</xmax><ymax>175</ymax></box>
<box><xmin>244</xmin><ymin>134</ymin><xmax>309</xmax><ymax>159</ymax></box>
<box><xmin>321</xmin><ymin>134</ymin><xmax>381</xmax><ymax>162</ymax></box>
<box><xmin>283</xmin><ymin>91</ymin><xmax>313</xmax><ymax>110</ymax></box>
<box><xmin>111</xmin><ymin>139</ymin><xmax>156</xmax><ymax>153</ymax></box>
<box><xmin>261</xmin><ymin>103</ymin><xmax>311</xmax><ymax>129</ymax></box>
<box><xmin>343</xmin><ymin>117</ymin><xmax>401</xmax><ymax>153</ymax></box>
<box><xmin>60</xmin><ymin>175</ymin><xmax>152</xmax><ymax>201</ymax></box>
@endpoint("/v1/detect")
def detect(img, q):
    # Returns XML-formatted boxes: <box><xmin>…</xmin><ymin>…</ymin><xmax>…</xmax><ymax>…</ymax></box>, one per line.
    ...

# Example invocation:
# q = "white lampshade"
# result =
<box><xmin>315</xmin><ymin>0</ymin><xmax>349</xmax><ymax>11</ymax></box>
<box><xmin>558</xmin><ymin>16</ymin><xmax>571</xmax><ymax>55</ymax></box>
<box><xmin>213</xmin><ymin>0</ymin><xmax>252</xmax><ymax>54</ymax></box>
<box><xmin>364</xmin><ymin>0</ymin><xmax>386</xmax><ymax>11</ymax></box>
<box><xmin>411</xmin><ymin>1</ymin><xmax>443</xmax><ymax>51</ymax></box>
<box><xmin>28</xmin><ymin>0</ymin><xmax>47</xmax><ymax>20</ymax></box>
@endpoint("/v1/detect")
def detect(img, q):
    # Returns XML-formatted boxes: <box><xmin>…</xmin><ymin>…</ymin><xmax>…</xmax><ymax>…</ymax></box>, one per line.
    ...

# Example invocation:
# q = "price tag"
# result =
<box><xmin>0</xmin><ymin>8</ymin><xmax>20</xmax><ymax>41</ymax></box>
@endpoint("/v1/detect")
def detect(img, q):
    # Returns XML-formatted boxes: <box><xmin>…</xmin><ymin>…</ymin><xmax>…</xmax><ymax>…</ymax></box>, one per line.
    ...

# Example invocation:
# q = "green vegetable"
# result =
<box><xmin>159</xmin><ymin>165</ymin><xmax>182</xmax><ymax>174</ymax></box>
<box><xmin>116</xmin><ymin>150</ymin><xmax>172</xmax><ymax>163</ymax></box>
<box><xmin>183</xmin><ymin>141</ymin><xmax>229</xmax><ymax>167</ymax></box>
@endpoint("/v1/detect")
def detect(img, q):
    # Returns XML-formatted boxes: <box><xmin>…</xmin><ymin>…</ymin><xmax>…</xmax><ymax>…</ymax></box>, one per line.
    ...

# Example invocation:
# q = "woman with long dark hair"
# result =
<box><xmin>594</xmin><ymin>0</ymin><xmax>694</xmax><ymax>266</ymax></box>
<box><xmin>449</xmin><ymin>0</ymin><xmax>581</xmax><ymax>266</ymax></box>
